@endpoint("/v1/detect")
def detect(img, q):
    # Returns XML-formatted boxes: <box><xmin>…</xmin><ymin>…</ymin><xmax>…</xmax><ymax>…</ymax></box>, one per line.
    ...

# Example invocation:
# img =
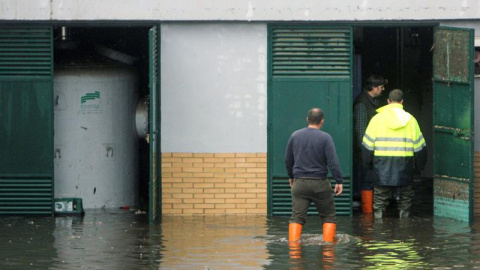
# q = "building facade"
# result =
<box><xmin>0</xmin><ymin>0</ymin><xmax>479</xmax><ymax>221</ymax></box>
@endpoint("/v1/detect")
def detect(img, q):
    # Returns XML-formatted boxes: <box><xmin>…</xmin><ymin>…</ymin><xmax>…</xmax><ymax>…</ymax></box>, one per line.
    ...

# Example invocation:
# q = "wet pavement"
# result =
<box><xmin>1</xmin><ymin>178</ymin><xmax>480</xmax><ymax>269</ymax></box>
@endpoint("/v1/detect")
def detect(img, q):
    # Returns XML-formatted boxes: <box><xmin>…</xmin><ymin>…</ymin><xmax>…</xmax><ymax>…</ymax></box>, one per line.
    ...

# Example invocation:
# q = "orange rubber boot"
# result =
<box><xmin>361</xmin><ymin>189</ymin><xmax>373</xmax><ymax>213</ymax></box>
<box><xmin>289</xmin><ymin>223</ymin><xmax>302</xmax><ymax>243</ymax></box>
<box><xmin>323</xmin><ymin>223</ymin><xmax>336</xmax><ymax>243</ymax></box>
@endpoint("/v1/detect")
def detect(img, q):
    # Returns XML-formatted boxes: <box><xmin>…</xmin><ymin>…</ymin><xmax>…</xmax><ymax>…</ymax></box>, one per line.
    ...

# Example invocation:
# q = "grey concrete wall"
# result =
<box><xmin>2</xmin><ymin>0</ymin><xmax>480</xmax><ymax>21</ymax></box>
<box><xmin>160</xmin><ymin>23</ymin><xmax>267</xmax><ymax>153</ymax></box>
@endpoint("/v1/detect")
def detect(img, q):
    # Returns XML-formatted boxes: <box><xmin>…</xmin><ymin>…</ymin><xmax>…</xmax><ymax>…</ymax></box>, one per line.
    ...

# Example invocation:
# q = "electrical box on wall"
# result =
<box><xmin>54</xmin><ymin>198</ymin><xmax>85</xmax><ymax>216</ymax></box>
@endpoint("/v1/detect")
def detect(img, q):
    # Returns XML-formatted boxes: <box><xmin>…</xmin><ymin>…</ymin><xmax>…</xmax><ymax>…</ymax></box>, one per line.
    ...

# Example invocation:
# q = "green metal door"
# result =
<box><xmin>149</xmin><ymin>25</ymin><xmax>161</xmax><ymax>223</ymax></box>
<box><xmin>267</xmin><ymin>25</ymin><xmax>353</xmax><ymax>216</ymax></box>
<box><xmin>0</xmin><ymin>27</ymin><xmax>54</xmax><ymax>215</ymax></box>
<box><xmin>432</xmin><ymin>27</ymin><xmax>474</xmax><ymax>222</ymax></box>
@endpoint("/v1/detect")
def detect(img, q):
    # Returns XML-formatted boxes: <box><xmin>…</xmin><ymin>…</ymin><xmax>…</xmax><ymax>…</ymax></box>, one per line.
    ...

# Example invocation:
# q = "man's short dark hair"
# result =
<box><xmin>389</xmin><ymin>89</ymin><xmax>404</xmax><ymax>102</ymax></box>
<box><xmin>364</xmin><ymin>74</ymin><xmax>386</xmax><ymax>91</ymax></box>
<box><xmin>307</xmin><ymin>108</ymin><xmax>324</xmax><ymax>125</ymax></box>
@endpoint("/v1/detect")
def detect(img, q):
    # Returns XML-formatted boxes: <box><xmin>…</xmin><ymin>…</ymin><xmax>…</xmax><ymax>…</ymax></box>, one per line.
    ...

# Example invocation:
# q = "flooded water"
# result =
<box><xmin>1</xmin><ymin>180</ymin><xmax>480</xmax><ymax>269</ymax></box>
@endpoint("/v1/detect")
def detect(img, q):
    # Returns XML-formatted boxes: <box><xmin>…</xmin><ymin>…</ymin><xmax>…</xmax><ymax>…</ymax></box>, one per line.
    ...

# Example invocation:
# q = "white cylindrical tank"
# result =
<box><xmin>54</xmin><ymin>63</ymin><xmax>138</xmax><ymax>209</ymax></box>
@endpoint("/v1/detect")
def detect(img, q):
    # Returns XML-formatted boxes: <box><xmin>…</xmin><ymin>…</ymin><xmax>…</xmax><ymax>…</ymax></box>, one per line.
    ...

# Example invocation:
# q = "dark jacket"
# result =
<box><xmin>353</xmin><ymin>90</ymin><xmax>380</xmax><ymax>149</ymax></box>
<box><xmin>353</xmin><ymin>90</ymin><xmax>379</xmax><ymax>121</ymax></box>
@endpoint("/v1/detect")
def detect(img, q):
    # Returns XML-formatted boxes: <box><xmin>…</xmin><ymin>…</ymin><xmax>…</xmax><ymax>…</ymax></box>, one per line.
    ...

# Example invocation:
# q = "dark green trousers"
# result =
<box><xmin>373</xmin><ymin>185</ymin><xmax>414</xmax><ymax>211</ymax></box>
<box><xmin>289</xmin><ymin>178</ymin><xmax>336</xmax><ymax>225</ymax></box>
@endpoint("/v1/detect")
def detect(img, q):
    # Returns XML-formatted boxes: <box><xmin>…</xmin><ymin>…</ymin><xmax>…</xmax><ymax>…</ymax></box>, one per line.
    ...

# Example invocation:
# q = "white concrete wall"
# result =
<box><xmin>1</xmin><ymin>0</ymin><xmax>480</xmax><ymax>21</ymax></box>
<box><xmin>160</xmin><ymin>23</ymin><xmax>267</xmax><ymax>153</ymax></box>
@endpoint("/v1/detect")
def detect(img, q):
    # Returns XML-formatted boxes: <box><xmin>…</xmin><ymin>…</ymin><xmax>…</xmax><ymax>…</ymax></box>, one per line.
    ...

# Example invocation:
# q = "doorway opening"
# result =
<box><xmin>52</xmin><ymin>26</ymin><xmax>152</xmax><ymax>212</ymax></box>
<box><xmin>352</xmin><ymin>26</ymin><xmax>434</xmax><ymax>216</ymax></box>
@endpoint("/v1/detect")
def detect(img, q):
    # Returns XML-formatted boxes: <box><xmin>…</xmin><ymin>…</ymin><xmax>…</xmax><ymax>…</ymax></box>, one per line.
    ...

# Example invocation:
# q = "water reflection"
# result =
<box><xmin>160</xmin><ymin>215</ymin><xmax>270</xmax><ymax>269</ymax></box>
<box><xmin>1</xmin><ymin>209</ymin><xmax>480</xmax><ymax>269</ymax></box>
<box><xmin>52</xmin><ymin>211</ymin><xmax>163</xmax><ymax>269</ymax></box>
<box><xmin>0</xmin><ymin>216</ymin><xmax>56</xmax><ymax>269</ymax></box>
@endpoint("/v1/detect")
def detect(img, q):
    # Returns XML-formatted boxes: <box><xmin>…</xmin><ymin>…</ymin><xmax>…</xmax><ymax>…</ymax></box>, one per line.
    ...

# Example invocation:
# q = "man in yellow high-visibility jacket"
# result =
<box><xmin>362</xmin><ymin>89</ymin><xmax>427</xmax><ymax>219</ymax></box>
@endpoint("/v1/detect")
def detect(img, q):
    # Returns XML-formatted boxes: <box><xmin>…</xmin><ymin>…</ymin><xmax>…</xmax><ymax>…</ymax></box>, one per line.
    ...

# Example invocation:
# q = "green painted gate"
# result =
<box><xmin>267</xmin><ymin>25</ymin><xmax>353</xmax><ymax>216</ymax></box>
<box><xmin>432</xmin><ymin>27</ymin><xmax>474</xmax><ymax>222</ymax></box>
<box><xmin>0</xmin><ymin>27</ymin><xmax>54</xmax><ymax>215</ymax></box>
<box><xmin>149</xmin><ymin>25</ymin><xmax>162</xmax><ymax>223</ymax></box>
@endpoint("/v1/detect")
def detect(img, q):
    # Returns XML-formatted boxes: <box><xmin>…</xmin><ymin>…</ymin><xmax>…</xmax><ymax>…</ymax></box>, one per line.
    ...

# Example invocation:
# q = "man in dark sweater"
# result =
<box><xmin>353</xmin><ymin>74</ymin><xmax>386</xmax><ymax>213</ymax></box>
<box><xmin>285</xmin><ymin>108</ymin><xmax>343</xmax><ymax>243</ymax></box>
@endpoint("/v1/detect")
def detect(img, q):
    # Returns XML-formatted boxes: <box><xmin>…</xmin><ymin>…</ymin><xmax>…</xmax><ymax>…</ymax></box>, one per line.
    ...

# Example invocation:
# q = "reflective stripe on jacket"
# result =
<box><xmin>361</xmin><ymin>103</ymin><xmax>427</xmax><ymax>186</ymax></box>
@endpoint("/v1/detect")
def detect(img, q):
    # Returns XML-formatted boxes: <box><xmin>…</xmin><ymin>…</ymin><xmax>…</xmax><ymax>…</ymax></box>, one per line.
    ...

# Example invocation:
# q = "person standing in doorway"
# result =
<box><xmin>362</xmin><ymin>89</ymin><xmax>427</xmax><ymax>219</ymax></box>
<box><xmin>285</xmin><ymin>108</ymin><xmax>343</xmax><ymax>243</ymax></box>
<box><xmin>353</xmin><ymin>74</ymin><xmax>386</xmax><ymax>213</ymax></box>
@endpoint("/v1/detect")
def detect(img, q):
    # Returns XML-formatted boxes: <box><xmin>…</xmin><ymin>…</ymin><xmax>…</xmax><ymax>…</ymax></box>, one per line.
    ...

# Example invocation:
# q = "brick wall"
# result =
<box><xmin>161</xmin><ymin>153</ymin><xmax>267</xmax><ymax>215</ymax></box>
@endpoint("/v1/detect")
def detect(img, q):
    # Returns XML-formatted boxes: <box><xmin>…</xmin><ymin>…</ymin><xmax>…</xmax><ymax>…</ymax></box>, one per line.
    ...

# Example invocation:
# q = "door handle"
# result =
<box><xmin>434</xmin><ymin>125</ymin><xmax>470</xmax><ymax>140</ymax></box>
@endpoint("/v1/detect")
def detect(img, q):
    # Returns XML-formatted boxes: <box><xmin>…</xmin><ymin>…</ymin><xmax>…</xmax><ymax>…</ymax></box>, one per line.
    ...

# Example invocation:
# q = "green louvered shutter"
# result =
<box><xmin>267</xmin><ymin>26</ymin><xmax>353</xmax><ymax>216</ymax></box>
<box><xmin>0</xmin><ymin>27</ymin><xmax>54</xmax><ymax>215</ymax></box>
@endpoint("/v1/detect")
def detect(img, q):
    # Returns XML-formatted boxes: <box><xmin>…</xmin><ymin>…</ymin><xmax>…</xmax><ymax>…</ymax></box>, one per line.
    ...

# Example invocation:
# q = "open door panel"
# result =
<box><xmin>432</xmin><ymin>27</ymin><xmax>474</xmax><ymax>222</ymax></box>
